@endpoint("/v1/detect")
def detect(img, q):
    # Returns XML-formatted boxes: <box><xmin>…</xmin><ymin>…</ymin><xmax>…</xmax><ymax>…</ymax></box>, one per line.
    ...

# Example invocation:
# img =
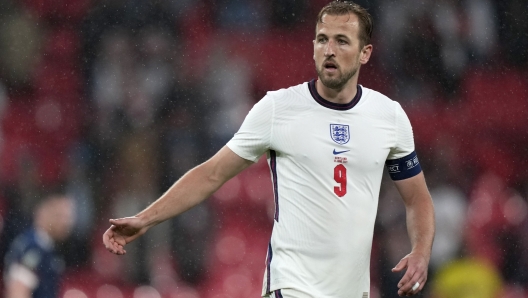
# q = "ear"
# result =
<box><xmin>359</xmin><ymin>44</ymin><xmax>373</xmax><ymax>65</ymax></box>
<box><xmin>313</xmin><ymin>39</ymin><xmax>316</xmax><ymax>61</ymax></box>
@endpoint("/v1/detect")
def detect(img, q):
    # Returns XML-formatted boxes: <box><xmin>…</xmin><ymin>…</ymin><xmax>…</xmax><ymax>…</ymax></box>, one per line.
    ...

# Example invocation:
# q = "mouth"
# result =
<box><xmin>323</xmin><ymin>61</ymin><xmax>338</xmax><ymax>71</ymax></box>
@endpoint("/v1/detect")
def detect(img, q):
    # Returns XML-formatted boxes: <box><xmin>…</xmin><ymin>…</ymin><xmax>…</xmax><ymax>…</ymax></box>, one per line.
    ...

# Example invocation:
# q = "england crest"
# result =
<box><xmin>330</xmin><ymin>124</ymin><xmax>350</xmax><ymax>144</ymax></box>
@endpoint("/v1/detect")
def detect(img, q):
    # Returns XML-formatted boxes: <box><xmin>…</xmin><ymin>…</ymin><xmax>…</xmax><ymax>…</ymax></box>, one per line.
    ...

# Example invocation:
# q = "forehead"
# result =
<box><xmin>316</xmin><ymin>13</ymin><xmax>360</xmax><ymax>38</ymax></box>
<box><xmin>48</xmin><ymin>197</ymin><xmax>73</xmax><ymax>212</ymax></box>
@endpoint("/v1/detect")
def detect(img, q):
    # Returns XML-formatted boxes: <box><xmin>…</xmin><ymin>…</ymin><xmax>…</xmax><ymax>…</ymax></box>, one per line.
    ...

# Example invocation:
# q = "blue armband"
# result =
<box><xmin>385</xmin><ymin>151</ymin><xmax>422</xmax><ymax>181</ymax></box>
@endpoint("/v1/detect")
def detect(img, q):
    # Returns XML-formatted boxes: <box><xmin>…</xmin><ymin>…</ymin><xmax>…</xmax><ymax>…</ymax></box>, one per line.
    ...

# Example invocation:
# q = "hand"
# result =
<box><xmin>102</xmin><ymin>217</ymin><xmax>148</xmax><ymax>255</ymax></box>
<box><xmin>392</xmin><ymin>252</ymin><xmax>429</xmax><ymax>296</ymax></box>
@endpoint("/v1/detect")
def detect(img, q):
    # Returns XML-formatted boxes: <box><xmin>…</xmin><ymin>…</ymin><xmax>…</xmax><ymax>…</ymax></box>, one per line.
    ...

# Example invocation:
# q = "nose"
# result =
<box><xmin>324</xmin><ymin>40</ymin><xmax>336</xmax><ymax>57</ymax></box>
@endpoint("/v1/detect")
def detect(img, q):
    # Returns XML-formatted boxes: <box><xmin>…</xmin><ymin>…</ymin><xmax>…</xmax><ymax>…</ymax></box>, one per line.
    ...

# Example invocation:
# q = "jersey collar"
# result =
<box><xmin>308</xmin><ymin>79</ymin><xmax>362</xmax><ymax>111</ymax></box>
<box><xmin>34</xmin><ymin>228</ymin><xmax>55</xmax><ymax>250</ymax></box>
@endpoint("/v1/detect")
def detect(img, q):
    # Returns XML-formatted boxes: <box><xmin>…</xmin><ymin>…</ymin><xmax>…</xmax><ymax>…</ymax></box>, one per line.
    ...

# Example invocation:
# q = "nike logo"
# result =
<box><xmin>333</xmin><ymin>149</ymin><xmax>350</xmax><ymax>155</ymax></box>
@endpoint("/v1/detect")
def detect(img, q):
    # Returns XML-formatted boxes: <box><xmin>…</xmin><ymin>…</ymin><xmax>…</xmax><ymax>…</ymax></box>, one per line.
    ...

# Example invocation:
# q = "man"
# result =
<box><xmin>4</xmin><ymin>194</ymin><xmax>75</xmax><ymax>298</ymax></box>
<box><xmin>103</xmin><ymin>1</ymin><xmax>435</xmax><ymax>297</ymax></box>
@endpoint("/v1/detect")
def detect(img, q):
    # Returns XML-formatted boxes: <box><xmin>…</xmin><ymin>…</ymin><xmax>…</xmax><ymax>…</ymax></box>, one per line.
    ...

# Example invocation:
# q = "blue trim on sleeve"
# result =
<box><xmin>266</xmin><ymin>241</ymin><xmax>273</xmax><ymax>294</ymax></box>
<box><xmin>385</xmin><ymin>151</ymin><xmax>422</xmax><ymax>181</ymax></box>
<box><xmin>270</xmin><ymin>150</ymin><xmax>279</xmax><ymax>222</ymax></box>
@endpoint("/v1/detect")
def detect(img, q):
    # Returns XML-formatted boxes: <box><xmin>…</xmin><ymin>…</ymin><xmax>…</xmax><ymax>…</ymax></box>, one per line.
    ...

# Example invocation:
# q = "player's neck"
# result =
<box><xmin>315</xmin><ymin>77</ymin><xmax>359</xmax><ymax>105</ymax></box>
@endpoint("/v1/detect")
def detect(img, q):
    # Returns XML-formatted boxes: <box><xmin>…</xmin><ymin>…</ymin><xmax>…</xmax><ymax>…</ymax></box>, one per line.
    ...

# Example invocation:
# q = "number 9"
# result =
<box><xmin>334</xmin><ymin>164</ymin><xmax>347</xmax><ymax>197</ymax></box>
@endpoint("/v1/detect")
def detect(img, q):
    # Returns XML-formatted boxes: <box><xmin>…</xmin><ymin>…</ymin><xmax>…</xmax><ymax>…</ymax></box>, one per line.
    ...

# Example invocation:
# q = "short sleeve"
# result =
<box><xmin>5</xmin><ymin>238</ymin><xmax>40</xmax><ymax>289</ymax></box>
<box><xmin>387</xmin><ymin>102</ymin><xmax>415</xmax><ymax>160</ymax></box>
<box><xmin>226</xmin><ymin>95</ymin><xmax>273</xmax><ymax>162</ymax></box>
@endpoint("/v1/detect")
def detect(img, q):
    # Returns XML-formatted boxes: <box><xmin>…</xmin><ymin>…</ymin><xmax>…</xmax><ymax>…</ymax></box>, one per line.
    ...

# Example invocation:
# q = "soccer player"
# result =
<box><xmin>4</xmin><ymin>194</ymin><xmax>75</xmax><ymax>298</ymax></box>
<box><xmin>103</xmin><ymin>1</ymin><xmax>435</xmax><ymax>297</ymax></box>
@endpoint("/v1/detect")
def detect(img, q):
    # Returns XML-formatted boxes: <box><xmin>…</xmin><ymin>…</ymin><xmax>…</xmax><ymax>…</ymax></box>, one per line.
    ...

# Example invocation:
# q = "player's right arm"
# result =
<box><xmin>103</xmin><ymin>146</ymin><xmax>253</xmax><ymax>255</ymax></box>
<box><xmin>104</xmin><ymin>92</ymin><xmax>274</xmax><ymax>255</ymax></box>
<box><xmin>385</xmin><ymin>102</ymin><xmax>435</xmax><ymax>296</ymax></box>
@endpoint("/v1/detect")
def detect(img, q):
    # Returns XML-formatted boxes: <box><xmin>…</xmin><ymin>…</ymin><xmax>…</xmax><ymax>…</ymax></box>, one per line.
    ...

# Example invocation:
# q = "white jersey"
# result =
<box><xmin>226</xmin><ymin>80</ymin><xmax>416</xmax><ymax>298</ymax></box>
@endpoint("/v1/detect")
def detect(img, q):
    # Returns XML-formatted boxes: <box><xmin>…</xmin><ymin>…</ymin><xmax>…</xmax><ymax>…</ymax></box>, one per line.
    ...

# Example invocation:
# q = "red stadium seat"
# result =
<box><xmin>22</xmin><ymin>0</ymin><xmax>91</xmax><ymax>23</ymax></box>
<box><xmin>251</xmin><ymin>29</ymin><xmax>314</xmax><ymax>91</ymax></box>
<box><xmin>33</xmin><ymin>62</ymin><xmax>82</xmax><ymax>99</ymax></box>
<box><xmin>462</xmin><ymin>68</ymin><xmax>528</xmax><ymax>137</ymax></box>
<box><xmin>41</xmin><ymin>28</ymin><xmax>81</xmax><ymax>67</ymax></box>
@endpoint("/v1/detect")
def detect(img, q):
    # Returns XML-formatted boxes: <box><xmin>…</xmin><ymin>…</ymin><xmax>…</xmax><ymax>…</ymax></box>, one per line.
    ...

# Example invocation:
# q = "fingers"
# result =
<box><xmin>102</xmin><ymin>223</ymin><xmax>127</xmax><ymax>255</ymax></box>
<box><xmin>397</xmin><ymin>269</ymin><xmax>425</xmax><ymax>296</ymax></box>
<box><xmin>103</xmin><ymin>217</ymin><xmax>145</xmax><ymax>255</ymax></box>
<box><xmin>108</xmin><ymin>237</ymin><xmax>127</xmax><ymax>255</ymax></box>
<box><xmin>109</xmin><ymin>217</ymin><xmax>127</xmax><ymax>227</ymax></box>
<box><xmin>391</xmin><ymin>257</ymin><xmax>408</xmax><ymax>273</ymax></box>
<box><xmin>393</xmin><ymin>255</ymin><xmax>428</xmax><ymax>296</ymax></box>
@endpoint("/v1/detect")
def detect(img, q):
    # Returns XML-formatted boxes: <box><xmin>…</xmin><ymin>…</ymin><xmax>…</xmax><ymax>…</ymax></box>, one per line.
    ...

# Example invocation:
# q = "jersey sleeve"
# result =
<box><xmin>226</xmin><ymin>95</ymin><xmax>273</xmax><ymax>162</ymax></box>
<box><xmin>385</xmin><ymin>103</ymin><xmax>422</xmax><ymax>180</ymax></box>
<box><xmin>387</xmin><ymin>102</ymin><xmax>415</xmax><ymax>160</ymax></box>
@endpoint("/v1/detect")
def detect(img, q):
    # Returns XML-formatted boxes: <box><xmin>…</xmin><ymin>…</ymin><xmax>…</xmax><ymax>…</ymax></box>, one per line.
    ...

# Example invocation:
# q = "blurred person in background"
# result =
<box><xmin>103</xmin><ymin>1</ymin><xmax>435</xmax><ymax>297</ymax></box>
<box><xmin>3</xmin><ymin>193</ymin><xmax>74</xmax><ymax>298</ymax></box>
<box><xmin>377</xmin><ymin>0</ymin><xmax>497</xmax><ymax>100</ymax></box>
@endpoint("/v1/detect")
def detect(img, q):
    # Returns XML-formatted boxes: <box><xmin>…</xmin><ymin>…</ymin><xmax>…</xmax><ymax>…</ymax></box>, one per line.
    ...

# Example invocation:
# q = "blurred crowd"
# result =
<box><xmin>0</xmin><ymin>0</ymin><xmax>527</xmax><ymax>297</ymax></box>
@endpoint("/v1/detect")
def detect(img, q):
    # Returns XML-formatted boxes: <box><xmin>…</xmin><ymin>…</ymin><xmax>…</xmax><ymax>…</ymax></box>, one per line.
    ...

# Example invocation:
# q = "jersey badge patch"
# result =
<box><xmin>330</xmin><ymin>124</ymin><xmax>350</xmax><ymax>144</ymax></box>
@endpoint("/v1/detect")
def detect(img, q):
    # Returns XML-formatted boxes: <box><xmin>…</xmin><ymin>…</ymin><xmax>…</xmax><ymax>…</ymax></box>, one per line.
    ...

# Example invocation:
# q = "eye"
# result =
<box><xmin>338</xmin><ymin>39</ymin><xmax>348</xmax><ymax>45</ymax></box>
<box><xmin>318</xmin><ymin>37</ymin><xmax>328</xmax><ymax>43</ymax></box>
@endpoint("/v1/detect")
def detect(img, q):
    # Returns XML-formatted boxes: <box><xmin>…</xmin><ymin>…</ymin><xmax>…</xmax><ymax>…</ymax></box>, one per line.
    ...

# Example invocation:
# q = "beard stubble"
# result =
<box><xmin>316</xmin><ymin>62</ymin><xmax>358</xmax><ymax>90</ymax></box>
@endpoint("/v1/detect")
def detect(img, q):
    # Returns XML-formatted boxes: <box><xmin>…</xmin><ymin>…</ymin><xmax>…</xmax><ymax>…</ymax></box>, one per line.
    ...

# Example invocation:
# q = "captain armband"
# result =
<box><xmin>385</xmin><ymin>151</ymin><xmax>422</xmax><ymax>181</ymax></box>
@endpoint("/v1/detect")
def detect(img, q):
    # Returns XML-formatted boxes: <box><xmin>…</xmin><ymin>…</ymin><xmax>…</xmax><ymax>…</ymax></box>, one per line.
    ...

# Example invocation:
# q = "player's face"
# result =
<box><xmin>313</xmin><ymin>13</ymin><xmax>372</xmax><ymax>90</ymax></box>
<box><xmin>48</xmin><ymin>197</ymin><xmax>75</xmax><ymax>241</ymax></box>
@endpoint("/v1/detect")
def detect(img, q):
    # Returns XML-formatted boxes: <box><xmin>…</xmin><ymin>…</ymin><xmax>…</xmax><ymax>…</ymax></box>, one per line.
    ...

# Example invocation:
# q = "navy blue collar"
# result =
<box><xmin>308</xmin><ymin>79</ymin><xmax>362</xmax><ymax>111</ymax></box>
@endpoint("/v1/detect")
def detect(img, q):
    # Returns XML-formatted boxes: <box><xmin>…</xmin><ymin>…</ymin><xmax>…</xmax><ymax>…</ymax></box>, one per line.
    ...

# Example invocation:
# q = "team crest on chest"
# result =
<box><xmin>330</xmin><ymin>124</ymin><xmax>350</xmax><ymax>144</ymax></box>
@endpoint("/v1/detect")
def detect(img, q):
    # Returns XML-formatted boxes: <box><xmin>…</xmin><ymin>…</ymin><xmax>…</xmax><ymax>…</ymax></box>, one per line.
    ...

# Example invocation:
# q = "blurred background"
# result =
<box><xmin>0</xmin><ymin>0</ymin><xmax>527</xmax><ymax>297</ymax></box>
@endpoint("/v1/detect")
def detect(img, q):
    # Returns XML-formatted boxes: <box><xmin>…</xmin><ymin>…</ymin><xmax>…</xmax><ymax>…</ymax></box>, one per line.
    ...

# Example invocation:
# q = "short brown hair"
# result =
<box><xmin>316</xmin><ymin>1</ymin><xmax>373</xmax><ymax>47</ymax></box>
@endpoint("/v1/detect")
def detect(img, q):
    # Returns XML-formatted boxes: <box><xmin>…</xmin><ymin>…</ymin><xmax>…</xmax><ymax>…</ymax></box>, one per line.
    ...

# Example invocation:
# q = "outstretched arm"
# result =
<box><xmin>103</xmin><ymin>146</ymin><xmax>253</xmax><ymax>255</ymax></box>
<box><xmin>391</xmin><ymin>172</ymin><xmax>435</xmax><ymax>296</ymax></box>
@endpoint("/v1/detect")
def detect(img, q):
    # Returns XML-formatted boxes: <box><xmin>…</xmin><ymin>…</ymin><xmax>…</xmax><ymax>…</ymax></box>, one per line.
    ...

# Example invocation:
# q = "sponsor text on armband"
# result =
<box><xmin>385</xmin><ymin>151</ymin><xmax>422</xmax><ymax>181</ymax></box>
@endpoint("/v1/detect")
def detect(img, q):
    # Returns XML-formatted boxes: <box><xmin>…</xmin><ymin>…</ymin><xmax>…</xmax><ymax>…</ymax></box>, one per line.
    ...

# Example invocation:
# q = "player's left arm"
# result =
<box><xmin>392</xmin><ymin>171</ymin><xmax>435</xmax><ymax>296</ymax></box>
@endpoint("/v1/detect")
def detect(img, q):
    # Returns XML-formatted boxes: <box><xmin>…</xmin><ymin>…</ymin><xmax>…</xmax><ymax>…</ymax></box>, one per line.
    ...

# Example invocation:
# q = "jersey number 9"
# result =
<box><xmin>333</xmin><ymin>164</ymin><xmax>347</xmax><ymax>197</ymax></box>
